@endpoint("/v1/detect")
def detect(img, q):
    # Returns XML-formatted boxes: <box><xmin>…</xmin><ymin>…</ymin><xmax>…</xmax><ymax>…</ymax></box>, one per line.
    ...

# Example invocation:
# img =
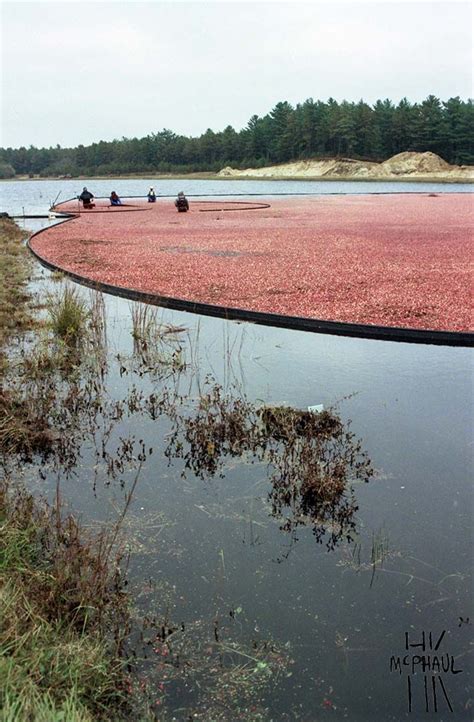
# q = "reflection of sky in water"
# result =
<box><xmin>2</xmin><ymin>177</ymin><xmax>472</xmax><ymax>216</ymax></box>
<box><xmin>11</xmin><ymin>215</ymin><xmax>474</xmax><ymax>719</ymax></box>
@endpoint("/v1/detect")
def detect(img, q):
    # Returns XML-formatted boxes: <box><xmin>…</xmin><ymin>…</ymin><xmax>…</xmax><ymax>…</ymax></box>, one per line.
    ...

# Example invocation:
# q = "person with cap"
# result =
<box><xmin>147</xmin><ymin>187</ymin><xmax>156</xmax><ymax>203</ymax></box>
<box><xmin>78</xmin><ymin>187</ymin><xmax>95</xmax><ymax>209</ymax></box>
<box><xmin>174</xmin><ymin>191</ymin><xmax>189</xmax><ymax>212</ymax></box>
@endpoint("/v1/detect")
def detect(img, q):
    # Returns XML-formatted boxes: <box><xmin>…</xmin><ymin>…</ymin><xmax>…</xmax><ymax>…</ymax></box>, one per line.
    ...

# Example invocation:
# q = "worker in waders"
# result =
<box><xmin>78</xmin><ymin>187</ymin><xmax>95</xmax><ymax>209</ymax></box>
<box><xmin>175</xmin><ymin>191</ymin><xmax>189</xmax><ymax>212</ymax></box>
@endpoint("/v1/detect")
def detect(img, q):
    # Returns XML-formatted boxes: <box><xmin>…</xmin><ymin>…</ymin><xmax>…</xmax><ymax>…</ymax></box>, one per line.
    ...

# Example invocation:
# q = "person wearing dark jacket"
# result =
<box><xmin>175</xmin><ymin>191</ymin><xmax>189</xmax><ymax>212</ymax></box>
<box><xmin>147</xmin><ymin>187</ymin><xmax>156</xmax><ymax>202</ymax></box>
<box><xmin>110</xmin><ymin>191</ymin><xmax>122</xmax><ymax>206</ymax></box>
<box><xmin>78</xmin><ymin>187</ymin><xmax>95</xmax><ymax>208</ymax></box>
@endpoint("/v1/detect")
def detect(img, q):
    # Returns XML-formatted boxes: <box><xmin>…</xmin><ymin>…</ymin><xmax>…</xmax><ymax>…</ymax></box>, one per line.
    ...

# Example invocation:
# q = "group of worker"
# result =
<box><xmin>77</xmin><ymin>187</ymin><xmax>189</xmax><ymax>212</ymax></box>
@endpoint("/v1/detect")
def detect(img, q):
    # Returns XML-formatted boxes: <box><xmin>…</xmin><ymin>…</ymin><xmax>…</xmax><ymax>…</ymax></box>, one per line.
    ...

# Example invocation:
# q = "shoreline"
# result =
<box><xmin>0</xmin><ymin>219</ymin><xmax>142</xmax><ymax>720</ymax></box>
<box><xmin>4</xmin><ymin>173</ymin><xmax>473</xmax><ymax>184</ymax></box>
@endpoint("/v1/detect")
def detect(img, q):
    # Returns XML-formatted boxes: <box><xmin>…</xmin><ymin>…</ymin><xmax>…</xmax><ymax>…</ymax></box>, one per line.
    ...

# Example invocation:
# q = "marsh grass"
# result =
<box><xmin>0</xmin><ymin>479</ymin><xmax>135</xmax><ymax>721</ymax></box>
<box><xmin>0</xmin><ymin>218</ymin><xmax>33</xmax><ymax>363</ymax></box>
<box><xmin>46</xmin><ymin>284</ymin><xmax>89</xmax><ymax>345</ymax></box>
<box><xmin>130</xmin><ymin>302</ymin><xmax>187</xmax><ymax>375</ymax></box>
<box><xmin>336</xmin><ymin>525</ymin><xmax>400</xmax><ymax>589</ymax></box>
<box><xmin>1</xmin><ymin>687</ymin><xmax>93</xmax><ymax>722</ymax></box>
<box><xmin>369</xmin><ymin>526</ymin><xmax>391</xmax><ymax>587</ymax></box>
<box><xmin>0</xmin><ymin>255</ymin><xmax>158</xmax><ymax>717</ymax></box>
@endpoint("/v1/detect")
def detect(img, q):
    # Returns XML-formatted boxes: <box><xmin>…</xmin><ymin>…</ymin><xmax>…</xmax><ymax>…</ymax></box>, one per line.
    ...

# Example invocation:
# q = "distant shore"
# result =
<box><xmin>3</xmin><ymin>173</ymin><xmax>473</xmax><ymax>184</ymax></box>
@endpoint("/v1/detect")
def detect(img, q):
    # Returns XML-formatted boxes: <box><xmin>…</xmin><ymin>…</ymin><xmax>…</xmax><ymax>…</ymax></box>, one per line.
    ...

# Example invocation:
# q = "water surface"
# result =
<box><xmin>1</xmin><ymin>177</ymin><xmax>472</xmax><ymax>217</ymax></box>
<box><xmin>5</xmin><ymin>247</ymin><xmax>471</xmax><ymax>720</ymax></box>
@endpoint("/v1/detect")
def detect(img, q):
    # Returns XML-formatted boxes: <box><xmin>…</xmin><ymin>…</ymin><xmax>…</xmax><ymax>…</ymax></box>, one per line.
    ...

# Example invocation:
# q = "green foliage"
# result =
<box><xmin>1</xmin><ymin>95</ymin><xmax>472</xmax><ymax>176</ymax></box>
<box><xmin>0</xmin><ymin>161</ymin><xmax>15</xmax><ymax>178</ymax></box>
<box><xmin>0</xmin><ymin>480</ymin><xmax>132</xmax><ymax>721</ymax></box>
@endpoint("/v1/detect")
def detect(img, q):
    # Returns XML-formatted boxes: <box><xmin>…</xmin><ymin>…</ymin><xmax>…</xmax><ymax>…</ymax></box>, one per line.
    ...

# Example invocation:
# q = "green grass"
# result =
<box><xmin>0</xmin><ymin>480</ymin><xmax>134</xmax><ymax>722</ymax></box>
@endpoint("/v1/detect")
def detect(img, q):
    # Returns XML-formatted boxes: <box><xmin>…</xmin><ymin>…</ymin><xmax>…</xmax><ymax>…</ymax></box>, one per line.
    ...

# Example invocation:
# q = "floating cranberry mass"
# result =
<box><xmin>30</xmin><ymin>194</ymin><xmax>473</xmax><ymax>333</ymax></box>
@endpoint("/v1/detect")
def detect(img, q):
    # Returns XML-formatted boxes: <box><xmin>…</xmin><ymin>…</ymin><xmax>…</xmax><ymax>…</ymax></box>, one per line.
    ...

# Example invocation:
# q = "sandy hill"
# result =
<box><xmin>218</xmin><ymin>152</ymin><xmax>473</xmax><ymax>181</ymax></box>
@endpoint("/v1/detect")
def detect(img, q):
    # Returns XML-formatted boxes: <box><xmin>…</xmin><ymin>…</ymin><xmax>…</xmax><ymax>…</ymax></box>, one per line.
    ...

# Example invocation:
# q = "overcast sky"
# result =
<box><xmin>1</xmin><ymin>0</ymin><xmax>472</xmax><ymax>149</ymax></box>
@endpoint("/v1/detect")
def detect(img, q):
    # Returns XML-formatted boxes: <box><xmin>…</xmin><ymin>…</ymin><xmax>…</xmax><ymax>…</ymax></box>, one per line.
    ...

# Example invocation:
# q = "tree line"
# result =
<box><xmin>1</xmin><ymin>95</ymin><xmax>472</xmax><ymax>178</ymax></box>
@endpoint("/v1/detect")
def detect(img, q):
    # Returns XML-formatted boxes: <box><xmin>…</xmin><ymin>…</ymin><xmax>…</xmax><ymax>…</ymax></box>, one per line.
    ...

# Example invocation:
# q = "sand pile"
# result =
<box><xmin>380</xmin><ymin>151</ymin><xmax>453</xmax><ymax>175</ymax></box>
<box><xmin>218</xmin><ymin>152</ymin><xmax>473</xmax><ymax>181</ymax></box>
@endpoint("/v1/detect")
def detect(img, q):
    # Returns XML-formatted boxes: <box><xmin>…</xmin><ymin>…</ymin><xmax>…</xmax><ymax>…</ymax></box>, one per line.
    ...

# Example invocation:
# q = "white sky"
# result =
<box><xmin>1</xmin><ymin>0</ymin><xmax>472</xmax><ymax>149</ymax></box>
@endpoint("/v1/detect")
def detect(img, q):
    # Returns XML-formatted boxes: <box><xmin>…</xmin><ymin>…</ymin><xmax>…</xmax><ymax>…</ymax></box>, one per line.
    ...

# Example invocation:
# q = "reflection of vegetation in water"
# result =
<box><xmin>4</xmin><ymin>282</ymin><xmax>373</xmax><ymax>556</ymax></box>
<box><xmin>4</xmin><ymin>321</ymin><xmax>371</xmax><ymax>555</ymax></box>
<box><xmin>165</xmin><ymin>381</ymin><xmax>374</xmax><ymax>550</ymax></box>
<box><xmin>1</xmin><ymin>324</ymin><xmax>101</xmax><ymax>466</ymax></box>
<box><xmin>1</xmin><ymin>255</ymin><xmax>375</xmax><ymax>719</ymax></box>
<box><xmin>130</xmin><ymin>302</ymin><xmax>187</xmax><ymax>378</ymax></box>
<box><xmin>1</xmin><ymin>274</ymin><xmax>293</xmax><ymax>718</ymax></box>
<box><xmin>263</xmin><ymin>404</ymin><xmax>373</xmax><ymax>549</ymax></box>
<box><xmin>1</xmin><ymin>288</ymin><xmax>161</xmax><ymax>480</ymax></box>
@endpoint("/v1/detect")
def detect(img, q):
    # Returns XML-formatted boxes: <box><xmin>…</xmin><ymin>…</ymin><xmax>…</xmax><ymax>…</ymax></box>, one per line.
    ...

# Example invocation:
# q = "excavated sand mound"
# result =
<box><xmin>380</xmin><ymin>151</ymin><xmax>452</xmax><ymax>175</ymax></box>
<box><xmin>218</xmin><ymin>152</ymin><xmax>473</xmax><ymax>180</ymax></box>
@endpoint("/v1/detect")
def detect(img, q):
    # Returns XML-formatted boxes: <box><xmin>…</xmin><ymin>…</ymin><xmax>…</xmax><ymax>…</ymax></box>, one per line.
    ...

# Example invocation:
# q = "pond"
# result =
<box><xmin>2</xmin><ymin>181</ymin><xmax>473</xmax><ymax>720</ymax></box>
<box><xmin>1</xmin><ymin>176</ymin><xmax>472</xmax><ymax>217</ymax></box>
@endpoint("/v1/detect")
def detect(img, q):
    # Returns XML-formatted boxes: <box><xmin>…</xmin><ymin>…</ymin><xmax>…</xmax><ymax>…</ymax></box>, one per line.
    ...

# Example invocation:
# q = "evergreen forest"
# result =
<box><xmin>1</xmin><ymin>95</ymin><xmax>472</xmax><ymax>178</ymax></box>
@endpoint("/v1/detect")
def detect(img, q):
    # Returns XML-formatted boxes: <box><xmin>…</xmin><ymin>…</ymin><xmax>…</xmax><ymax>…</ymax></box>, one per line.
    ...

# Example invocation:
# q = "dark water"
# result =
<box><xmin>8</xmin><ymin>238</ymin><xmax>472</xmax><ymax>720</ymax></box>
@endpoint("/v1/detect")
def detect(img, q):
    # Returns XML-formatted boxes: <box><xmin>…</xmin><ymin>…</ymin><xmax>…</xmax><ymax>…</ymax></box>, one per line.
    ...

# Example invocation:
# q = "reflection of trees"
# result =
<box><xmin>165</xmin><ymin>383</ymin><xmax>374</xmax><ymax>550</ymax></box>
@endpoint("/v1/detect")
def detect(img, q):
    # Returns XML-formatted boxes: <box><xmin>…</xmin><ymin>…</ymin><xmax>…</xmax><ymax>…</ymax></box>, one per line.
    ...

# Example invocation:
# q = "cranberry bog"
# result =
<box><xmin>3</xmin><ymin>181</ymin><xmax>473</xmax><ymax>719</ymax></box>
<box><xmin>29</xmin><ymin>193</ymin><xmax>473</xmax><ymax>342</ymax></box>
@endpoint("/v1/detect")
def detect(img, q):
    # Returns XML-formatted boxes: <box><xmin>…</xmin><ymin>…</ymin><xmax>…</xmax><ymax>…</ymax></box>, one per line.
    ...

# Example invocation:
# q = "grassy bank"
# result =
<box><xmin>0</xmin><ymin>218</ymin><xmax>33</xmax><ymax>355</ymax></box>
<box><xmin>0</xmin><ymin>480</ymin><xmax>133</xmax><ymax>722</ymax></box>
<box><xmin>0</xmin><ymin>220</ymin><xmax>145</xmax><ymax>721</ymax></box>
